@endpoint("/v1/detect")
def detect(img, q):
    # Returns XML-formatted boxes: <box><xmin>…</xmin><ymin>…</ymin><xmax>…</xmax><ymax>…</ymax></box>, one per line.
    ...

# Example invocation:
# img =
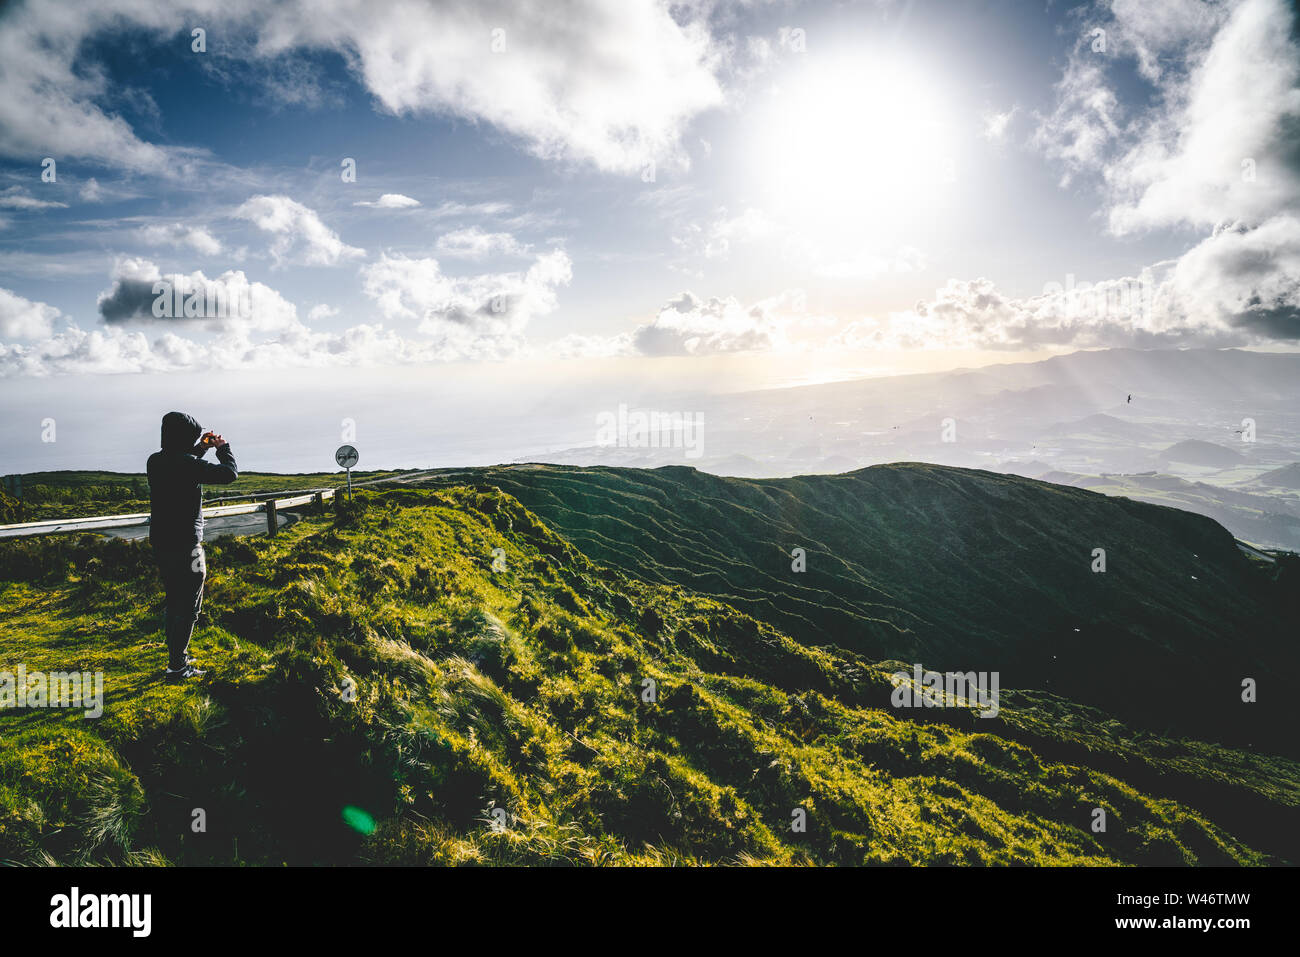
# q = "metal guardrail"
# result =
<box><xmin>203</xmin><ymin>486</ymin><xmax>335</xmax><ymax>505</ymax></box>
<box><xmin>0</xmin><ymin>471</ymin><xmax>454</xmax><ymax>541</ymax></box>
<box><xmin>0</xmin><ymin>469</ymin><xmax>464</xmax><ymax>541</ymax></box>
<box><xmin>0</xmin><ymin>488</ymin><xmax>336</xmax><ymax>540</ymax></box>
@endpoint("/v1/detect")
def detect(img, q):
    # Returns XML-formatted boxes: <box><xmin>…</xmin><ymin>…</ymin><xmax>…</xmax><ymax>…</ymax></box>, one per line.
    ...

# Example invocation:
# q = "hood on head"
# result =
<box><xmin>161</xmin><ymin>411</ymin><xmax>202</xmax><ymax>452</ymax></box>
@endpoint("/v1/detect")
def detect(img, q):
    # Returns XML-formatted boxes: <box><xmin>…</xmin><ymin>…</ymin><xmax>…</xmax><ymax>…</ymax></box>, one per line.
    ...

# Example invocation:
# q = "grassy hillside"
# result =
<box><xmin>2</xmin><ymin>482</ymin><xmax>1296</xmax><ymax>865</ymax></box>
<box><xmin>428</xmin><ymin>464</ymin><xmax>1300</xmax><ymax>752</ymax></box>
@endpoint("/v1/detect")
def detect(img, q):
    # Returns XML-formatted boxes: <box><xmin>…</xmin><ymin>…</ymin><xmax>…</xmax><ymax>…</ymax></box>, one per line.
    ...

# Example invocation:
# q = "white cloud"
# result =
<box><xmin>233</xmin><ymin>194</ymin><xmax>365</xmax><ymax>267</ymax></box>
<box><xmin>0</xmin><ymin>324</ymin><xmax>165</xmax><ymax>377</ymax></box>
<box><xmin>832</xmin><ymin>278</ymin><xmax>1120</xmax><ymax>352</ymax></box>
<box><xmin>0</xmin><ymin>307</ymin><xmax>456</xmax><ymax>376</ymax></box>
<box><xmin>836</xmin><ymin>220</ymin><xmax>1300</xmax><ymax>352</ymax></box>
<box><xmin>1105</xmin><ymin>0</ymin><xmax>1300</xmax><ymax>233</ymax></box>
<box><xmin>434</xmin><ymin>227</ymin><xmax>530</xmax><ymax>259</ymax></box>
<box><xmin>361</xmin><ymin>248</ymin><xmax>572</xmax><ymax>352</ymax></box>
<box><xmin>0</xmin><ymin>287</ymin><xmax>61</xmax><ymax>339</ymax></box>
<box><xmin>1108</xmin><ymin>0</ymin><xmax>1231</xmax><ymax>83</ymax></box>
<box><xmin>353</xmin><ymin>193</ymin><xmax>421</xmax><ymax>209</ymax></box>
<box><xmin>1032</xmin><ymin>55</ymin><xmax>1123</xmax><ymax>186</ymax></box>
<box><xmin>1023</xmin><ymin>0</ymin><xmax>1300</xmax><ymax>347</ymax></box>
<box><xmin>0</xmin><ymin>187</ymin><xmax>67</xmax><ymax>210</ymax></box>
<box><xmin>0</xmin><ymin>1</ymin><xmax>725</xmax><ymax>178</ymax></box>
<box><xmin>2</xmin><ymin>260</ymin><xmax>419</xmax><ymax>375</ymax></box>
<box><xmin>138</xmin><ymin>223</ymin><xmax>224</xmax><ymax>256</ymax></box>
<box><xmin>255</xmin><ymin>0</ymin><xmax>725</xmax><ymax>174</ymax></box>
<box><xmin>79</xmin><ymin>178</ymin><xmax>103</xmax><ymax>202</ymax></box>
<box><xmin>549</xmin><ymin>287</ymin><xmax>835</xmax><ymax>359</ymax></box>
<box><xmin>1161</xmin><ymin>215</ymin><xmax>1300</xmax><ymax>340</ymax></box>
<box><xmin>1035</xmin><ymin>0</ymin><xmax>1299</xmax><ymax>230</ymax></box>
<box><xmin>0</xmin><ymin>2</ymin><xmax>179</xmax><ymax>173</ymax></box>
<box><xmin>627</xmin><ymin>290</ymin><xmax>798</xmax><ymax>356</ymax></box>
<box><xmin>981</xmin><ymin>106</ymin><xmax>1018</xmax><ymax>143</ymax></box>
<box><xmin>0</xmin><ymin>242</ymin><xmax>577</xmax><ymax>375</ymax></box>
<box><xmin>428</xmin><ymin>200</ymin><xmax>513</xmax><ymax>219</ymax></box>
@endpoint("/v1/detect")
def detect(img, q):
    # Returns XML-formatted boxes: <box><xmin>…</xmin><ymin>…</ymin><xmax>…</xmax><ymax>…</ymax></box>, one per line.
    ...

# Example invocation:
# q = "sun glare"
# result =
<box><xmin>750</xmin><ymin>53</ymin><xmax>958</xmax><ymax>232</ymax></box>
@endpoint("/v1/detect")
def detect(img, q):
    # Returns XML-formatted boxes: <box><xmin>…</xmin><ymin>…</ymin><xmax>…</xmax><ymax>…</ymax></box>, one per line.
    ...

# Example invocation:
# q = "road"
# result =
<box><xmin>102</xmin><ymin>509</ymin><xmax>301</xmax><ymax>541</ymax></box>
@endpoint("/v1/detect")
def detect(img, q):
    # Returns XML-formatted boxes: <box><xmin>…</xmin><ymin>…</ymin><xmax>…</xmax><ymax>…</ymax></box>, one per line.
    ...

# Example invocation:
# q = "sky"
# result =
<box><xmin>0</xmin><ymin>0</ymin><xmax>1298</xmax><ymax>472</ymax></box>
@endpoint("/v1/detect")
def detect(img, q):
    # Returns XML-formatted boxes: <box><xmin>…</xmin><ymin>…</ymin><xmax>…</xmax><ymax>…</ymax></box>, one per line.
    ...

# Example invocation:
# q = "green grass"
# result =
<box><xmin>1</xmin><ymin>482</ymin><xmax>1293</xmax><ymax>866</ymax></box>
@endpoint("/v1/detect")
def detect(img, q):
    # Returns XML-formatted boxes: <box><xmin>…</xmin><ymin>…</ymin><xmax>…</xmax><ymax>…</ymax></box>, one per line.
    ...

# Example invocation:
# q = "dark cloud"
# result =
<box><xmin>632</xmin><ymin>323</ymin><xmax>691</xmax><ymax>356</ymax></box>
<box><xmin>97</xmin><ymin>277</ymin><xmax>164</xmax><ymax>324</ymax></box>
<box><xmin>425</xmin><ymin>295</ymin><xmax>521</xmax><ymax>329</ymax></box>
<box><xmin>97</xmin><ymin>268</ymin><xmax>258</xmax><ymax>325</ymax></box>
<box><xmin>1236</xmin><ymin>298</ymin><xmax>1300</xmax><ymax>339</ymax></box>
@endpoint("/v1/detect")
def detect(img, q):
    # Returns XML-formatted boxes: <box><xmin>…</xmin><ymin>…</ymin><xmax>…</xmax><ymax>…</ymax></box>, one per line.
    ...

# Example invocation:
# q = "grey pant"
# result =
<box><xmin>155</xmin><ymin>543</ymin><xmax>206</xmax><ymax>670</ymax></box>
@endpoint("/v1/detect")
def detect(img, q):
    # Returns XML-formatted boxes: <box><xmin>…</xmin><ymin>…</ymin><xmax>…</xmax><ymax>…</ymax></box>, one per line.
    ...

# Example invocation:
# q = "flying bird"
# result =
<box><xmin>1126</xmin><ymin>394</ymin><xmax>1132</xmax><ymax>404</ymax></box>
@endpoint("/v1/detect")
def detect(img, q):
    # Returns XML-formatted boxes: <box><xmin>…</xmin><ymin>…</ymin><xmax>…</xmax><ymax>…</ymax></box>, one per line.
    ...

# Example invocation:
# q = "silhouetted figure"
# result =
<box><xmin>146</xmin><ymin>412</ymin><xmax>238</xmax><ymax>680</ymax></box>
<box><xmin>1127</xmin><ymin>394</ymin><xmax>1132</xmax><ymax>403</ymax></box>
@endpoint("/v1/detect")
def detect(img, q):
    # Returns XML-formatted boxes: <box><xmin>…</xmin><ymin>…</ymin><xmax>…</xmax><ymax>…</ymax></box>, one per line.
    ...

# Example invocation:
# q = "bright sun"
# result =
<box><xmin>749</xmin><ymin>52</ymin><xmax>957</xmax><ymax>232</ymax></box>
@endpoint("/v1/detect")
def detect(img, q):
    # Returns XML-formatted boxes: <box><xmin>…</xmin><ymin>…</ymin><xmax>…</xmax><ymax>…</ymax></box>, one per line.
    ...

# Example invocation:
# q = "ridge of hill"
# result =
<box><xmin>429</xmin><ymin>463</ymin><xmax>1299</xmax><ymax>751</ymax></box>
<box><xmin>1157</xmin><ymin>440</ymin><xmax>1242</xmax><ymax>468</ymax></box>
<box><xmin>1252</xmin><ymin>463</ymin><xmax>1300</xmax><ymax>489</ymax></box>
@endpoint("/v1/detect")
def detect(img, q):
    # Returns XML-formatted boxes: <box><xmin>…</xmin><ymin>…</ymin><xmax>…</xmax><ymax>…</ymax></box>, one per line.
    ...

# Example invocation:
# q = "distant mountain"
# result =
<box><xmin>532</xmin><ymin>349</ymin><xmax>1300</xmax><ymax>482</ymax></box>
<box><xmin>1046</xmin><ymin>412</ymin><xmax>1164</xmax><ymax>443</ymax></box>
<box><xmin>703</xmin><ymin>454</ymin><xmax>764</xmax><ymax>477</ymax></box>
<box><xmin>1158</xmin><ymin>439</ymin><xmax>1242</xmax><ymax>468</ymax></box>
<box><xmin>1037</xmin><ymin>470</ymin><xmax>1088</xmax><ymax>485</ymax></box>
<box><xmin>1042</xmin><ymin>471</ymin><xmax>1300</xmax><ymax>552</ymax></box>
<box><xmin>1252</xmin><ymin>463</ymin><xmax>1300</xmax><ymax>489</ymax></box>
<box><xmin>997</xmin><ymin>460</ymin><xmax>1054</xmax><ymax>478</ymax></box>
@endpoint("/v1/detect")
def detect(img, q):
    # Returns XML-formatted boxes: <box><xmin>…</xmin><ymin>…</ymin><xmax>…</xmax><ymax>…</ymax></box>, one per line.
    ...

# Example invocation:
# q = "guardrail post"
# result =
<box><xmin>313</xmin><ymin>491</ymin><xmax>324</xmax><ymax>515</ymax></box>
<box><xmin>265</xmin><ymin>498</ymin><xmax>278</xmax><ymax>536</ymax></box>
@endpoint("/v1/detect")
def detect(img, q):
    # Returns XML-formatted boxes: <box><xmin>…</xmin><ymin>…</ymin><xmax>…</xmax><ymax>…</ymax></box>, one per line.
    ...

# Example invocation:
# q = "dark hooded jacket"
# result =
<box><xmin>146</xmin><ymin>411</ymin><xmax>238</xmax><ymax>549</ymax></box>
